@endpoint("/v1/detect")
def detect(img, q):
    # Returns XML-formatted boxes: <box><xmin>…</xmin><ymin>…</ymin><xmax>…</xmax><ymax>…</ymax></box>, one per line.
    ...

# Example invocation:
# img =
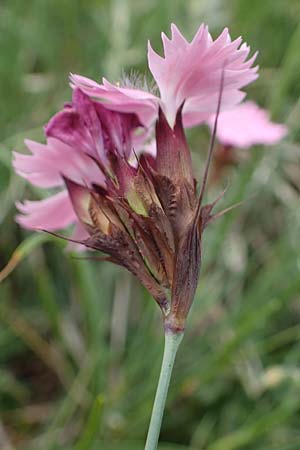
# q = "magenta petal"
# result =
<box><xmin>46</xmin><ymin>89</ymin><xmax>104</xmax><ymax>159</ymax></box>
<box><xmin>93</xmin><ymin>102</ymin><xmax>141</xmax><ymax>159</ymax></box>
<box><xmin>46</xmin><ymin>88</ymin><xmax>143</xmax><ymax>163</ymax></box>
<box><xmin>71</xmin><ymin>88</ymin><xmax>105</xmax><ymax>158</ymax></box>
<box><xmin>16</xmin><ymin>190</ymin><xmax>76</xmax><ymax>230</ymax></box>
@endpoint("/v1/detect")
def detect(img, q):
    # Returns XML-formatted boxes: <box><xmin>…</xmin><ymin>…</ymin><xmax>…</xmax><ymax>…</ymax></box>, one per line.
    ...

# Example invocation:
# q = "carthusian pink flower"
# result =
<box><xmin>14</xmin><ymin>24</ymin><xmax>258</xmax><ymax>331</ymax></box>
<box><xmin>13</xmin><ymin>89</ymin><xmax>142</xmax><ymax>240</ymax></box>
<box><xmin>11</xmin><ymin>24</ymin><xmax>264</xmax><ymax>450</ymax></box>
<box><xmin>207</xmin><ymin>101</ymin><xmax>288</xmax><ymax>148</ymax></box>
<box><xmin>71</xmin><ymin>23</ymin><xmax>258</xmax><ymax>129</ymax></box>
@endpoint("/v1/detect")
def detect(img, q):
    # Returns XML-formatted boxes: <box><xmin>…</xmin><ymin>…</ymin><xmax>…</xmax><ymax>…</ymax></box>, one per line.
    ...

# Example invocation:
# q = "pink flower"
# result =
<box><xmin>13</xmin><ymin>23</ymin><xmax>260</xmax><ymax>327</ymax></box>
<box><xmin>71</xmin><ymin>23</ymin><xmax>258</xmax><ymax>128</ymax></box>
<box><xmin>207</xmin><ymin>101</ymin><xmax>288</xmax><ymax>148</ymax></box>
<box><xmin>14</xmin><ymin>88</ymin><xmax>142</xmax><ymax>236</ymax></box>
<box><xmin>70</xmin><ymin>75</ymin><xmax>158</xmax><ymax>130</ymax></box>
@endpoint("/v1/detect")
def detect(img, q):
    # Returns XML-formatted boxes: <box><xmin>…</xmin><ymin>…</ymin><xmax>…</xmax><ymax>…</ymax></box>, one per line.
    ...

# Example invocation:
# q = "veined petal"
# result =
<box><xmin>46</xmin><ymin>88</ymin><xmax>144</xmax><ymax>163</ymax></box>
<box><xmin>70</xmin><ymin>74</ymin><xmax>158</xmax><ymax>128</ymax></box>
<box><xmin>148</xmin><ymin>23</ymin><xmax>258</xmax><ymax>127</ymax></box>
<box><xmin>13</xmin><ymin>137</ymin><xmax>103</xmax><ymax>188</ymax></box>
<box><xmin>46</xmin><ymin>88</ymin><xmax>104</xmax><ymax>159</ymax></box>
<box><xmin>16</xmin><ymin>190</ymin><xmax>76</xmax><ymax>230</ymax></box>
<box><xmin>13</xmin><ymin>148</ymin><xmax>62</xmax><ymax>188</ymax></box>
<box><xmin>207</xmin><ymin>101</ymin><xmax>288</xmax><ymax>148</ymax></box>
<box><xmin>93</xmin><ymin>102</ymin><xmax>141</xmax><ymax>159</ymax></box>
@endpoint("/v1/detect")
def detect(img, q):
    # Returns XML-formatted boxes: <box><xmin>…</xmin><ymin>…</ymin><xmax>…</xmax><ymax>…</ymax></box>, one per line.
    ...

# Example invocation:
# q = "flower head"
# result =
<box><xmin>207</xmin><ymin>101</ymin><xmax>288</xmax><ymax>148</ymax></box>
<box><xmin>13</xmin><ymin>88</ymin><xmax>141</xmax><ymax>236</ymax></box>
<box><xmin>71</xmin><ymin>23</ymin><xmax>258</xmax><ymax>129</ymax></box>
<box><xmin>14</xmin><ymin>23</ymin><xmax>259</xmax><ymax>332</ymax></box>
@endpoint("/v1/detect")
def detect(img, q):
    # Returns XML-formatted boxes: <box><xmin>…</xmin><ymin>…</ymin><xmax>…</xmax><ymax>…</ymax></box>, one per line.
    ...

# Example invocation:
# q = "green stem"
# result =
<box><xmin>144</xmin><ymin>330</ymin><xmax>184</xmax><ymax>450</ymax></box>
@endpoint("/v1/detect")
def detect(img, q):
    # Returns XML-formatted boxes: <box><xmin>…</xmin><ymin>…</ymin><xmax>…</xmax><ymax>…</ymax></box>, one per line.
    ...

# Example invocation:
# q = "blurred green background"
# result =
<box><xmin>1</xmin><ymin>0</ymin><xmax>300</xmax><ymax>449</ymax></box>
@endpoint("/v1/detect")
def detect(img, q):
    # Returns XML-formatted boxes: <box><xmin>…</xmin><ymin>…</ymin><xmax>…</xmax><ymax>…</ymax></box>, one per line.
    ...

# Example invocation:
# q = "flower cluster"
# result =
<box><xmin>13</xmin><ymin>24</ymin><xmax>286</xmax><ymax>331</ymax></box>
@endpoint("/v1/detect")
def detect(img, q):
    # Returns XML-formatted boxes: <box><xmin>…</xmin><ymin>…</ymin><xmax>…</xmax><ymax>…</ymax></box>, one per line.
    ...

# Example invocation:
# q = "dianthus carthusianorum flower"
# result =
<box><xmin>14</xmin><ymin>23</ymin><xmax>258</xmax><ymax>332</ymax></box>
<box><xmin>71</xmin><ymin>24</ymin><xmax>258</xmax><ymax>128</ymax></box>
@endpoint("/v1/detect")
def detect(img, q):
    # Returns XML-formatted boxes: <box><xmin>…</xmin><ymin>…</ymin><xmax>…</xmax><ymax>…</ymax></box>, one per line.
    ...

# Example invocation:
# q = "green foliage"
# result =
<box><xmin>1</xmin><ymin>0</ymin><xmax>300</xmax><ymax>449</ymax></box>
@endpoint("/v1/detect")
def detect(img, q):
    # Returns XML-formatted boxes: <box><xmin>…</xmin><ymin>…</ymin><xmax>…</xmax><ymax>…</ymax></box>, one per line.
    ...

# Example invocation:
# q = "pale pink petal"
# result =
<box><xmin>13</xmin><ymin>137</ymin><xmax>103</xmax><ymax>188</ymax></box>
<box><xmin>207</xmin><ymin>101</ymin><xmax>288</xmax><ymax>148</ymax></box>
<box><xmin>16</xmin><ymin>190</ymin><xmax>77</xmax><ymax>230</ymax></box>
<box><xmin>46</xmin><ymin>138</ymin><xmax>104</xmax><ymax>186</ymax></box>
<box><xmin>148</xmin><ymin>23</ymin><xmax>258</xmax><ymax>126</ymax></box>
<box><xmin>183</xmin><ymin>90</ymin><xmax>246</xmax><ymax>127</ymax></box>
<box><xmin>13</xmin><ymin>150</ymin><xmax>62</xmax><ymax>188</ymax></box>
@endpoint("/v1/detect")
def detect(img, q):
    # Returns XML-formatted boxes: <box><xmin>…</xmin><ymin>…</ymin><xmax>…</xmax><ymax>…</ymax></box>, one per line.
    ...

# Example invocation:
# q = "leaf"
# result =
<box><xmin>0</xmin><ymin>233</ymin><xmax>51</xmax><ymax>283</ymax></box>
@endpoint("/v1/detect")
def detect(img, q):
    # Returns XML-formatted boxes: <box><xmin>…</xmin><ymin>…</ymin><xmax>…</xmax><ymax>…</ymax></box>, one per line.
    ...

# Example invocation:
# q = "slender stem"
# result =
<box><xmin>196</xmin><ymin>66</ymin><xmax>226</xmax><ymax>219</ymax></box>
<box><xmin>144</xmin><ymin>331</ymin><xmax>184</xmax><ymax>450</ymax></box>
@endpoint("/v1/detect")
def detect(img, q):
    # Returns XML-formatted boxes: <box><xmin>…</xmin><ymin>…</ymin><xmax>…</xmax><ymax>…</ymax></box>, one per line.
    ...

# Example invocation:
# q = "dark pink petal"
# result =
<box><xmin>16</xmin><ymin>190</ymin><xmax>76</xmax><ymax>230</ymax></box>
<box><xmin>46</xmin><ymin>88</ymin><xmax>142</xmax><ymax>163</ymax></box>
<box><xmin>207</xmin><ymin>101</ymin><xmax>288</xmax><ymax>148</ymax></box>
<box><xmin>46</xmin><ymin>88</ymin><xmax>104</xmax><ymax>159</ymax></box>
<box><xmin>93</xmin><ymin>102</ymin><xmax>141</xmax><ymax>159</ymax></box>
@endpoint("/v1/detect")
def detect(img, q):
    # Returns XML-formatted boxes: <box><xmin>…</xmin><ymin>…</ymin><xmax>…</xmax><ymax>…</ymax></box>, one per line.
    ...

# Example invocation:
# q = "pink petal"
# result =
<box><xmin>46</xmin><ymin>88</ymin><xmax>104</xmax><ymax>159</ymax></box>
<box><xmin>207</xmin><ymin>101</ymin><xmax>288</xmax><ymax>148</ymax></box>
<box><xmin>46</xmin><ymin>88</ymin><xmax>143</xmax><ymax>161</ymax></box>
<box><xmin>70</xmin><ymin>74</ymin><xmax>158</xmax><ymax>129</ymax></box>
<box><xmin>13</xmin><ymin>137</ymin><xmax>103</xmax><ymax>188</ymax></box>
<box><xmin>93</xmin><ymin>101</ymin><xmax>141</xmax><ymax>159</ymax></box>
<box><xmin>148</xmin><ymin>23</ymin><xmax>258</xmax><ymax>127</ymax></box>
<box><xmin>183</xmin><ymin>90</ymin><xmax>246</xmax><ymax>127</ymax></box>
<box><xmin>13</xmin><ymin>149</ymin><xmax>62</xmax><ymax>188</ymax></box>
<box><xmin>16</xmin><ymin>190</ymin><xmax>76</xmax><ymax>230</ymax></box>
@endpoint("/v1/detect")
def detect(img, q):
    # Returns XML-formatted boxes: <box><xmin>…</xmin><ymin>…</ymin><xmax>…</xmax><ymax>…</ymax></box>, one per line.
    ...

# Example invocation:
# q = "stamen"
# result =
<box><xmin>119</xmin><ymin>69</ymin><xmax>158</xmax><ymax>95</ymax></box>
